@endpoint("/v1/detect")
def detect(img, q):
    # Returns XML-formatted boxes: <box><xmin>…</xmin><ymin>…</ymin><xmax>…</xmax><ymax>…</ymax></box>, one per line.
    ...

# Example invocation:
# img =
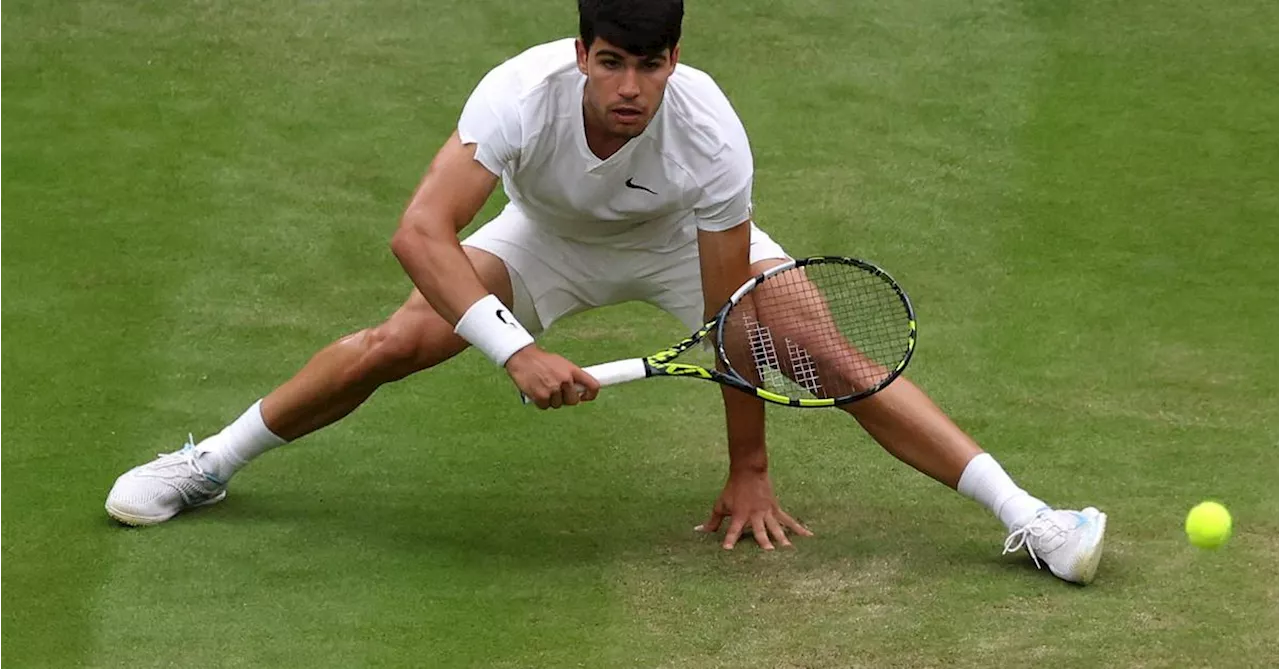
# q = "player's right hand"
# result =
<box><xmin>506</xmin><ymin>346</ymin><xmax>601</xmax><ymax>409</ymax></box>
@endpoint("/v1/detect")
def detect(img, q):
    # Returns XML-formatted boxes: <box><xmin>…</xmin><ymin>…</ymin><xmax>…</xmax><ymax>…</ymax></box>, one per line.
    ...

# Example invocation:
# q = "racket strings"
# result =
<box><xmin>722</xmin><ymin>262</ymin><xmax>912</xmax><ymax>401</ymax></box>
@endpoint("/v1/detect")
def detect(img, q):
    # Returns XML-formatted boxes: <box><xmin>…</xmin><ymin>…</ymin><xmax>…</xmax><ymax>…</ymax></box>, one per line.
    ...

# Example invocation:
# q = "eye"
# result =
<box><xmin>600</xmin><ymin>59</ymin><xmax>622</xmax><ymax>70</ymax></box>
<box><xmin>641</xmin><ymin>61</ymin><xmax>662</xmax><ymax>71</ymax></box>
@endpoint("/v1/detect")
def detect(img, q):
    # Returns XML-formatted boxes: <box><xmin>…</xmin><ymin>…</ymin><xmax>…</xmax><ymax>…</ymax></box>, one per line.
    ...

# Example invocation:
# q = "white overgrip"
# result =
<box><xmin>519</xmin><ymin>358</ymin><xmax>648</xmax><ymax>405</ymax></box>
<box><xmin>581</xmin><ymin>359</ymin><xmax>648</xmax><ymax>387</ymax></box>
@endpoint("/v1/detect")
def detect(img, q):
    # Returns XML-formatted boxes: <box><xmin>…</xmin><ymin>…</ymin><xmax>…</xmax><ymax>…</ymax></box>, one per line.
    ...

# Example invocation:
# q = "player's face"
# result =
<box><xmin>576</xmin><ymin>38</ymin><xmax>679</xmax><ymax>139</ymax></box>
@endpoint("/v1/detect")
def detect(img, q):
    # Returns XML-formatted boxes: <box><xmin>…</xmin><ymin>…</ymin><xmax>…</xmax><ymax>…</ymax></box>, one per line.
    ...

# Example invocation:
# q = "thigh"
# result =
<box><xmin>646</xmin><ymin>222</ymin><xmax>792</xmax><ymax>332</ymax></box>
<box><xmin>737</xmin><ymin>260</ymin><xmax>891</xmax><ymax>398</ymax></box>
<box><xmin>462</xmin><ymin>204</ymin><xmax>603</xmax><ymax>333</ymax></box>
<box><xmin>378</xmin><ymin>245</ymin><xmax>517</xmax><ymax>372</ymax></box>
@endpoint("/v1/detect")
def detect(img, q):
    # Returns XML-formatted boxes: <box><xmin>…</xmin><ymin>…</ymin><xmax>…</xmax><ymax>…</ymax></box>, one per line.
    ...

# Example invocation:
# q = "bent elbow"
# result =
<box><xmin>390</xmin><ymin>213</ymin><xmax>442</xmax><ymax>263</ymax></box>
<box><xmin>389</xmin><ymin>223</ymin><xmax>418</xmax><ymax>262</ymax></box>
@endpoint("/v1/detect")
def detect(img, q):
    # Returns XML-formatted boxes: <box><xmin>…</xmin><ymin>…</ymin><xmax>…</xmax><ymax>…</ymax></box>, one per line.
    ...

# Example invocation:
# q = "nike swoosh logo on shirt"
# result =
<box><xmin>625</xmin><ymin>178</ymin><xmax>657</xmax><ymax>195</ymax></box>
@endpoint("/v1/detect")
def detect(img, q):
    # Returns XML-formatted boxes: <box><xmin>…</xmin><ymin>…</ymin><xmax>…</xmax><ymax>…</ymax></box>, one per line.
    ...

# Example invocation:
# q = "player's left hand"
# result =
<box><xmin>695</xmin><ymin>469</ymin><xmax>814</xmax><ymax>550</ymax></box>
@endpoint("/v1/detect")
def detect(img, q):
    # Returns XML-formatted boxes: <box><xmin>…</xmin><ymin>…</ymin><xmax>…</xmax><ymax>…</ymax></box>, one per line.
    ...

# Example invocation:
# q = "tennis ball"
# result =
<box><xmin>1185</xmin><ymin>501</ymin><xmax>1232</xmax><ymax>549</ymax></box>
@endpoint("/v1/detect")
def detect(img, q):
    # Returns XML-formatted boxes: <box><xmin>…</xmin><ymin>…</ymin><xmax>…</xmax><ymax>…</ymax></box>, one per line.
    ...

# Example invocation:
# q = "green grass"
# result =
<box><xmin>3</xmin><ymin>0</ymin><xmax>1276</xmax><ymax>666</ymax></box>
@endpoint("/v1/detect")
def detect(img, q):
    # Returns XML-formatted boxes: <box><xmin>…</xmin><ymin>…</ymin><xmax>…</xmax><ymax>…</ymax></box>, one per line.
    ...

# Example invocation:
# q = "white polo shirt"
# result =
<box><xmin>456</xmin><ymin>38</ymin><xmax>753</xmax><ymax>250</ymax></box>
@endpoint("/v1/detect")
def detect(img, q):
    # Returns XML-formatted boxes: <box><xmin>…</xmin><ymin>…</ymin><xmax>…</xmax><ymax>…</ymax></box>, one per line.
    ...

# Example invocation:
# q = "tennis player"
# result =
<box><xmin>106</xmin><ymin>0</ymin><xmax>1107</xmax><ymax>584</ymax></box>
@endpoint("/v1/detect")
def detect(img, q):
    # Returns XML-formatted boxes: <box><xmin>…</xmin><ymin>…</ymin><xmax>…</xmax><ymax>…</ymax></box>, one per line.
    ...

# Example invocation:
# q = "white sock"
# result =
<box><xmin>957</xmin><ymin>453</ymin><xmax>1049</xmax><ymax>532</ymax></box>
<box><xmin>195</xmin><ymin>400</ymin><xmax>287</xmax><ymax>482</ymax></box>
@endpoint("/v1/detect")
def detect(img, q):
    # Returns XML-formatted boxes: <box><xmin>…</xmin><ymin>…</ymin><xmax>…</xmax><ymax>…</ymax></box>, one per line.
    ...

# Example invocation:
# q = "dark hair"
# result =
<box><xmin>578</xmin><ymin>0</ymin><xmax>683</xmax><ymax>58</ymax></box>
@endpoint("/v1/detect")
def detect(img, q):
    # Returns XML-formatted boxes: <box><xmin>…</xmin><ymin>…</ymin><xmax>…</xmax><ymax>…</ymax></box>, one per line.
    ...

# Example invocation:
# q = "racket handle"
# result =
<box><xmin>581</xmin><ymin>359</ymin><xmax>648</xmax><ymax>386</ymax></box>
<box><xmin>519</xmin><ymin>358</ymin><xmax>647</xmax><ymax>405</ymax></box>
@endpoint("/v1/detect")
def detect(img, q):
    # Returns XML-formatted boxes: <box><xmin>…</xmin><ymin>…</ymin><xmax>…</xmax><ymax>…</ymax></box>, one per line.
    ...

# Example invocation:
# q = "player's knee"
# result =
<box><xmin>331</xmin><ymin>322</ymin><xmax>425</xmax><ymax>388</ymax></box>
<box><xmin>363</xmin><ymin>321</ymin><xmax>426</xmax><ymax>376</ymax></box>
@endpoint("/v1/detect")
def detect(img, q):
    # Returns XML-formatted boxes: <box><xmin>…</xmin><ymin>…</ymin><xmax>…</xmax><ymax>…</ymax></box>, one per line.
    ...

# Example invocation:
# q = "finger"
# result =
<box><xmin>571</xmin><ymin>367</ymin><xmax>601</xmax><ymax>401</ymax></box>
<box><xmin>531</xmin><ymin>391</ymin><xmax>551</xmax><ymax>410</ymax></box>
<box><xmin>560</xmin><ymin>380</ymin><xmax>579</xmax><ymax>406</ymax></box>
<box><xmin>722</xmin><ymin>517</ymin><xmax>747</xmax><ymax>550</ymax></box>
<box><xmin>696</xmin><ymin>506</ymin><xmax>727</xmax><ymax>533</ymax></box>
<box><xmin>751</xmin><ymin>516</ymin><xmax>774</xmax><ymax>551</ymax></box>
<box><xmin>548</xmin><ymin>388</ymin><xmax>563</xmax><ymax>409</ymax></box>
<box><xmin>777</xmin><ymin>510</ymin><xmax>814</xmax><ymax>537</ymax></box>
<box><xmin>765</xmin><ymin>515</ymin><xmax>792</xmax><ymax>549</ymax></box>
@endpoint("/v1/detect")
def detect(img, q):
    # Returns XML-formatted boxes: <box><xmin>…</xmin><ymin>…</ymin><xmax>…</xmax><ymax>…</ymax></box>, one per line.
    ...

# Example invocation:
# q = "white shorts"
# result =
<box><xmin>461</xmin><ymin>204</ymin><xmax>790</xmax><ymax>334</ymax></box>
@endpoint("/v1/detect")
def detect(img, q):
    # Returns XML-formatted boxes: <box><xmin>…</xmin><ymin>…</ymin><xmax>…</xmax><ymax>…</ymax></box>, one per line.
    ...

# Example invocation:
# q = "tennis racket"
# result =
<box><xmin>522</xmin><ymin>256</ymin><xmax>916</xmax><ymax>407</ymax></box>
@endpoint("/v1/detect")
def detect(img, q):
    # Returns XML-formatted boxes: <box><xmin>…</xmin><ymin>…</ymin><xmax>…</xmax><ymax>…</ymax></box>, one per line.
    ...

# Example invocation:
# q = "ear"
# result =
<box><xmin>575</xmin><ymin>38</ymin><xmax>589</xmax><ymax>75</ymax></box>
<box><xmin>669</xmin><ymin>43</ymin><xmax>680</xmax><ymax>70</ymax></box>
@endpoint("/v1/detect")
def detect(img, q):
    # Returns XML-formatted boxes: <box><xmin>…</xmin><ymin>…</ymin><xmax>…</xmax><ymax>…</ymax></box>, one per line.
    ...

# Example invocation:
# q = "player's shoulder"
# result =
<box><xmin>477</xmin><ymin>38</ymin><xmax>580</xmax><ymax>103</ymax></box>
<box><xmin>661</xmin><ymin>63</ymin><xmax>749</xmax><ymax>162</ymax></box>
<box><xmin>657</xmin><ymin>62</ymin><xmax>751</xmax><ymax>182</ymax></box>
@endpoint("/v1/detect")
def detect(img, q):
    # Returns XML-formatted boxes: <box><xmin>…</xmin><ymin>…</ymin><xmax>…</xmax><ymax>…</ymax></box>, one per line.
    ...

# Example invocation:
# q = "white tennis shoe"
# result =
<box><xmin>1003</xmin><ymin>507</ymin><xmax>1107</xmax><ymax>585</ymax></box>
<box><xmin>105</xmin><ymin>435</ymin><xmax>228</xmax><ymax>526</ymax></box>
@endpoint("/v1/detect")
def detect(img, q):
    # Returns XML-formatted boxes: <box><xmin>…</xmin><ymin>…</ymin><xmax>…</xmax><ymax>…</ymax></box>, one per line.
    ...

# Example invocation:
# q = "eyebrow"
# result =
<box><xmin>595</xmin><ymin>49</ymin><xmax>666</xmax><ymax>63</ymax></box>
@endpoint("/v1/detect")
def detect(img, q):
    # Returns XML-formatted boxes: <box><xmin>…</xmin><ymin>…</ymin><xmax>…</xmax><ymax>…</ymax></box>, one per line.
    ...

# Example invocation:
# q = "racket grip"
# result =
<box><xmin>581</xmin><ymin>359</ymin><xmax>648</xmax><ymax>386</ymax></box>
<box><xmin>519</xmin><ymin>358</ymin><xmax>647</xmax><ymax>405</ymax></box>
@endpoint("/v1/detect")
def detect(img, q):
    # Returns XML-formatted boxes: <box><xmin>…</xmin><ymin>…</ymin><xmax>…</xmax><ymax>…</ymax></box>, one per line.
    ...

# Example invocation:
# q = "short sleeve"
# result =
<box><xmin>693</xmin><ymin>148</ymin><xmax>753</xmax><ymax>232</ymax></box>
<box><xmin>457</xmin><ymin>65</ymin><xmax>522</xmax><ymax>177</ymax></box>
<box><xmin>689</xmin><ymin>89</ymin><xmax>755</xmax><ymax>232</ymax></box>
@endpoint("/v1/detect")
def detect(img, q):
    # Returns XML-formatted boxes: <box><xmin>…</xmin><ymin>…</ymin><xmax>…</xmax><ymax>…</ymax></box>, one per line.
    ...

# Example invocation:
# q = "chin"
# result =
<box><xmin>614</xmin><ymin>122</ymin><xmax>649</xmax><ymax>138</ymax></box>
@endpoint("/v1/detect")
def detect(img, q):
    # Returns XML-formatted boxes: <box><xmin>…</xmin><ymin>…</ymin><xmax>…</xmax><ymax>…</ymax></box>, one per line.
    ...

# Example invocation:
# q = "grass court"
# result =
<box><xmin>3</xmin><ymin>0</ymin><xmax>1276</xmax><ymax>666</ymax></box>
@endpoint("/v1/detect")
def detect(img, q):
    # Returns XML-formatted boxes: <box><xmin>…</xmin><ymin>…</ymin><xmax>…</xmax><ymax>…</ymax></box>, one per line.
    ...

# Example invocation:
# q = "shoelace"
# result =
<box><xmin>1002</xmin><ymin>513</ymin><xmax>1067</xmax><ymax>570</ymax></box>
<box><xmin>154</xmin><ymin>434</ymin><xmax>224</xmax><ymax>486</ymax></box>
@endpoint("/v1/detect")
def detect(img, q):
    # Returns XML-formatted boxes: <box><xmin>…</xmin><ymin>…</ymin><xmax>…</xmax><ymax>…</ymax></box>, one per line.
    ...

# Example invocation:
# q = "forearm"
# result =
<box><xmin>695</xmin><ymin>222</ymin><xmax>761</xmax><ymax>471</ymax></box>
<box><xmin>722</xmin><ymin>386</ymin><xmax>768</xmax><ymax>472</ymax></box>
<box><xmin>390</xmin><ymin>219</ymin><xmax>488</xmax><ymax>325</ymax></box>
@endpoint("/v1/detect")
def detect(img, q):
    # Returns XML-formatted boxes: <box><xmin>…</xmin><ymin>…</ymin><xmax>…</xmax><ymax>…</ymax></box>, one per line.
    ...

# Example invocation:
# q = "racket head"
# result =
<box><xmin>713</xmin><ymin>256</ymin><xmax>916</xmax><ymax>407</ymax></box>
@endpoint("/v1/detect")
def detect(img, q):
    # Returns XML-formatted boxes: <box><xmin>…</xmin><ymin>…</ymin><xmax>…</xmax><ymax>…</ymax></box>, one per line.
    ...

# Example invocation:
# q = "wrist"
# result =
<box><xmin>502</xmin><ymin>343</ymin><xmax>538</xmax><ymax>370</ymax></box>
<box><xmin>729</xmin><ymin>458</ymin><xmax>768</xmax><ymax>475</ymax></box>
<box><xmin>728</xmin><ymin>442</ymin><xmax>768</xmax><ymax>474</ymax></box>
<box><xmin>453</xmin><ymin>294</ymin><xmax>535</xmax><ymax>366</ymax></box>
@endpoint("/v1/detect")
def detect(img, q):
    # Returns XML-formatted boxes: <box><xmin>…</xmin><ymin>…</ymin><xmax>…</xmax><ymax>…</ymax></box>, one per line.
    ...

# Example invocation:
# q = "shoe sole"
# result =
<box><xmin>1071</xmin><ymin>509</ymin><xmax>1107</xmax><ymax>585</ymax></box>
<box><xmin>105</xmin><ymin>490</ymin><xmax>228</xmax><ymax>527</ymax></box>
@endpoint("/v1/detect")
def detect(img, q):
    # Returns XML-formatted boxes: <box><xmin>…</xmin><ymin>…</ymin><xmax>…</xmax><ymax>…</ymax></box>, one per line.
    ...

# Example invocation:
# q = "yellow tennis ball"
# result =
<box><xmin>1185</xmin><ymin>501</ymin><xmax>1232</xmax><ymax>549</ymax></box>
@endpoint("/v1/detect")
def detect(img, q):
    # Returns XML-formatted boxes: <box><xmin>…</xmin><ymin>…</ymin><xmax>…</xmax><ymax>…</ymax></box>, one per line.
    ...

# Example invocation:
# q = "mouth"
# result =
<box><xmin>610</xmin><ymin>106</ymin><xmax>644</xmax><ymax>123</ymax></box>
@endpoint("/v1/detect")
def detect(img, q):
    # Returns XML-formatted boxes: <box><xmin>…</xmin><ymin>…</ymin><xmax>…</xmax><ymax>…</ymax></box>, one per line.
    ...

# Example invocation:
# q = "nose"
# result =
<box><xmin>618</xmin><ymin>67</ymin><xmax>640</xmax><ymax>99</ymax></box>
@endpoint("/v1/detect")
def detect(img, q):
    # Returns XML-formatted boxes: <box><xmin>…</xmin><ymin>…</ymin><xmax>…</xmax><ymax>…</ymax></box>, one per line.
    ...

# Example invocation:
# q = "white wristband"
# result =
<box><xmin>453</xmin><ymin>294</ymin><xmax>535</xmax><ymax>367</ymax></box>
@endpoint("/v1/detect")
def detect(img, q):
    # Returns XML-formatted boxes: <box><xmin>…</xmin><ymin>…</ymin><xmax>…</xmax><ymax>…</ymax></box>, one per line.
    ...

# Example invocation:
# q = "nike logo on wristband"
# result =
<box><xmin>495</xmin><ymin>309</ymin><xmax>515</xmax><ymax>327</ymax></box>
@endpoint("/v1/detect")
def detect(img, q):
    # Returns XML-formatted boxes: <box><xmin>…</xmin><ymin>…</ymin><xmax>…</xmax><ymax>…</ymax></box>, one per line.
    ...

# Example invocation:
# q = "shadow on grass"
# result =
<box><xmin>96</xmin><ymin>480</ymin><xmax>1128</xmax><ymax>590</ymax></box>
<box><xmin>140</xmin><ymin>481</ymin><xmax>709</xmax><ymax>568</ymax></box>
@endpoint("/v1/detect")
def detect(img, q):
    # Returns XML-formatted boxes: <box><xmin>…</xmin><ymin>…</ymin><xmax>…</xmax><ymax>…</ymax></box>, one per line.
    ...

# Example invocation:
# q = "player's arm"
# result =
<box><xmin>391</xmin><ymin>132</ymin><xmax>599</xmax><ymax>409</ymax></box>
<box><xmin>697</xmin><ymin>222</ymin><xmax>791</xmax><ymax>549</ymax></box>
<box><xmin>695</xmin><ymin>222</ymin><xmax>766</xmax><ymax>472</ymax></box>
<box><xmin>391</xmin><ymin>131</ymin><xmax>500</xmax><ymax>324</ymax></box>
<box><xmin>696</xmin><ymin>222</ymin><xmax>814</xmax><ymax>549</ymax></box>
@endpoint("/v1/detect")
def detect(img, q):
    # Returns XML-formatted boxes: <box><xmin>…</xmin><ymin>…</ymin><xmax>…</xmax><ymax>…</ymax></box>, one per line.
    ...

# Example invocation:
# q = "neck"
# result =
<box><xmin>581</xmin><ymin>97</ymin><xmax>630</xmax><ymax>160</ymax></box>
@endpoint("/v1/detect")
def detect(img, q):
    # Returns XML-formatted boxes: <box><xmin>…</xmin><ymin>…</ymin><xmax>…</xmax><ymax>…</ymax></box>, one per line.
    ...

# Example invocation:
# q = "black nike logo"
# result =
<box><xmin>495</xmin><ymin>309</ymin><xmax>514</xmax><ymax>326</ymax></box>
<box><xmin>625</xmin><ymin>178</ymin><xmax>657</xmax><ymax>195</ymax></box>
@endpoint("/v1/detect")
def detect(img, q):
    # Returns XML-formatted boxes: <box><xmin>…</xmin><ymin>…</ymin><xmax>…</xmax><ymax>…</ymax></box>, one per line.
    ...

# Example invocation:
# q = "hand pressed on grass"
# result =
<box><xmin>696</xmin><ymin>469</ymin><xmax>813</xmax><ymax>550</ymax></box>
